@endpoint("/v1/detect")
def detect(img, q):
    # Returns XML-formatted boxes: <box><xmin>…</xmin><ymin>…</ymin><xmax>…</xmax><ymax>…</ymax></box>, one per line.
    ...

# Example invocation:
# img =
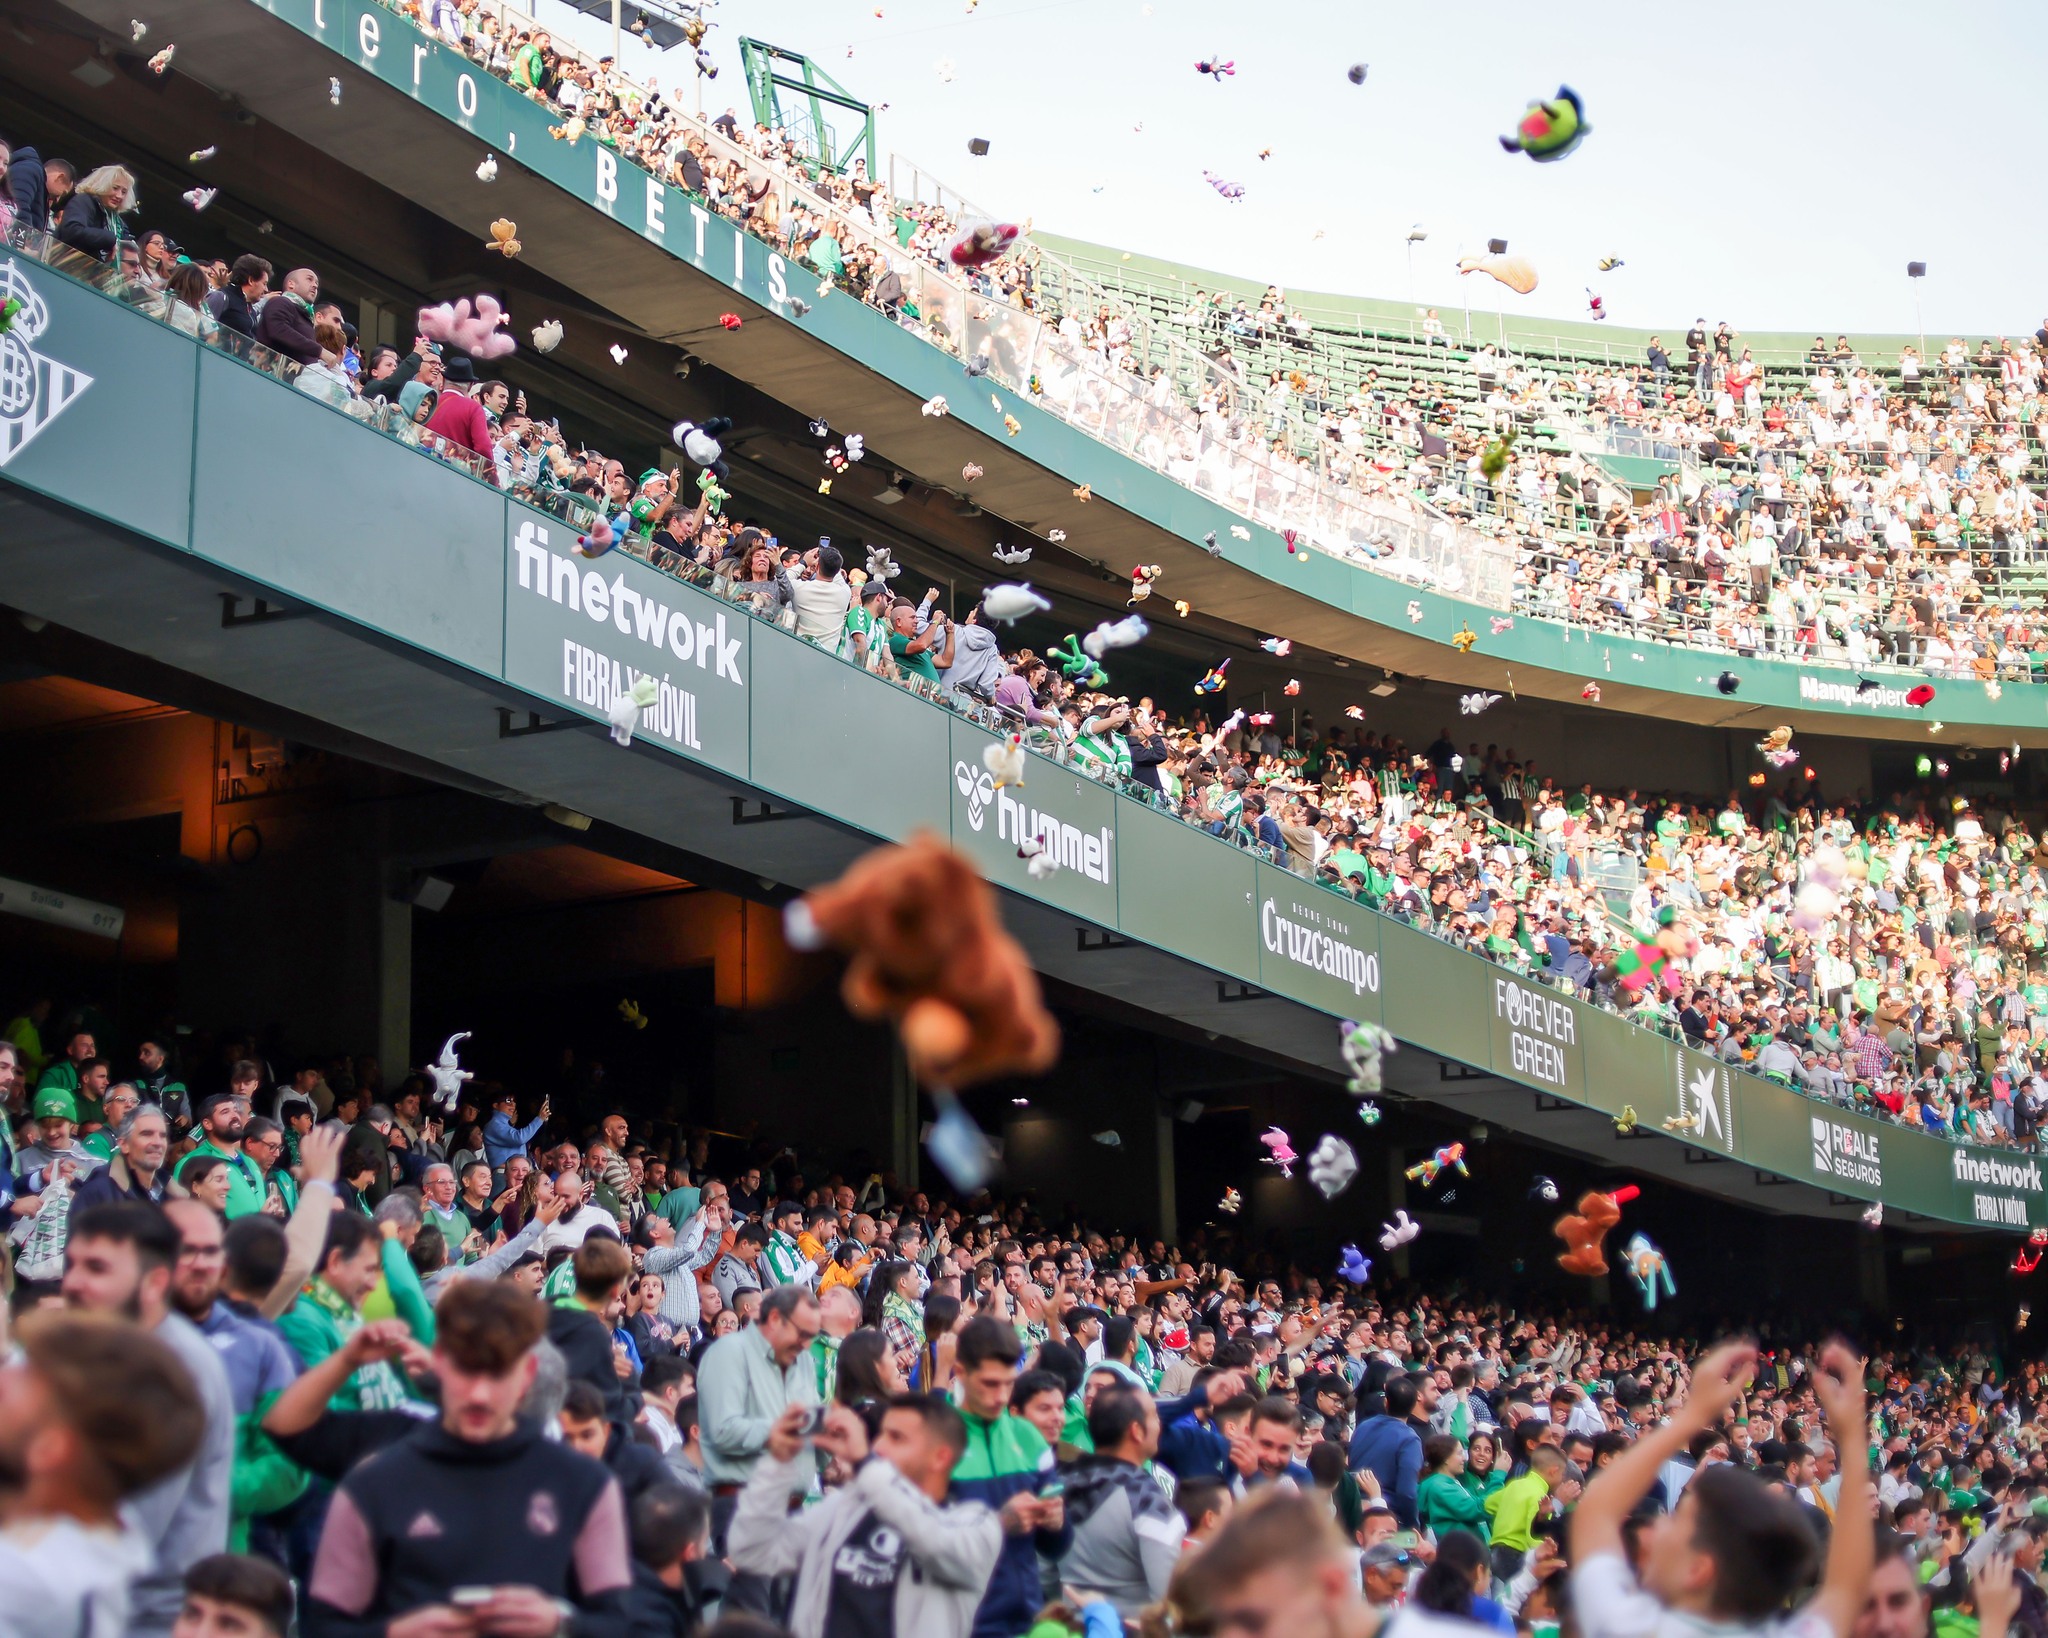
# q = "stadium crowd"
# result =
<box><xmin>0</xmin><ymin>1006</ymin><xmax>2038</xmax><ymax>1638</ymax></box>
<box><xmin>383</xmin><ymin>0</ymin><xmax>2048</xmax><ymax>681</ymax></box>
<box><xmin>12</xmin><ymin>108</ymin><xmax>2048</xmax><ymax>1156</ymax></box>
<box><xmin>17</xmin><ymin>8</ymin><xmax>2048</xmax><ymax>1638</ymax></box>
<box><xmin>15</xmin><ymin>0</ymin><xmax>2048</xmax><ymax>690</ymax></box>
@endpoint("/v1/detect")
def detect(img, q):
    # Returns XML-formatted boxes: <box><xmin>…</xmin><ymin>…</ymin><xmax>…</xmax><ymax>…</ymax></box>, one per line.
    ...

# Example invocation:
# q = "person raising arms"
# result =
<box><xmin>1570</xmin><ymin>1338</ymin><xmax>1873</xmax><ymax>1638</ymax></box>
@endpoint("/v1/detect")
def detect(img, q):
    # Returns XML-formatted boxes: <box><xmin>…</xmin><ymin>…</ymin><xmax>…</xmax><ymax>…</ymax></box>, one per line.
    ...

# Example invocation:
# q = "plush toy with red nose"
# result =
<box><xmin>1554</xmin><ymin>1184</ymin><xmax>1639</xmax><ymax>1277</ymax></box>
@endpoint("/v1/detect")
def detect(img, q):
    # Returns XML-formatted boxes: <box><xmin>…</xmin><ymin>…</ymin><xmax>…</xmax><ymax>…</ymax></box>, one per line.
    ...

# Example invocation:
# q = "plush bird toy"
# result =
<box><xmin>1050</xmin><ymin>634</ymin><xmax>1108</xmax><ymax>690</ymax></box>
<box><xmin>421</xmin><ymin>1032</ymin><xmax>473</xmax><ymax>1112</ymax></box>
<box><xmin>1500</xmin><ymin>86</ymin><xmax>1590</xmax><ymax>162</ymax></box>
<box><xmin>1553</xmin><ymin>1184</ymin><xmax>1639</xmax><ymax>1277</ymax></box>
<box><xmin>782</xmin><ymin>832</ymin><xmax>1060</xmax><ymax>1089</ymax></box>
<box><xmin>1405</xmin><ymin>1142</ymin><xmax>1468</xmax><ymax>1189</ymax></box>
<box><xmin>982</xmin><ymin>733</ymin><xmax>1027</xmax><ymax>791</ymax></box>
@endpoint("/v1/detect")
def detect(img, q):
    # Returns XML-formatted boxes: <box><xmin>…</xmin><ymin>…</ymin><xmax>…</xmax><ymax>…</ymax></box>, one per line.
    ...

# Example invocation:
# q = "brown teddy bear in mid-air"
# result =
<box><xmin>784</xmin><ymin>832</ymin><xmax>1060</xmax><ymax>1089</ymax></box>
<box><xmin>1552</xmin><ymin>1184</ymin><xmax>1638</xmax><ymax>1276</ymax></box>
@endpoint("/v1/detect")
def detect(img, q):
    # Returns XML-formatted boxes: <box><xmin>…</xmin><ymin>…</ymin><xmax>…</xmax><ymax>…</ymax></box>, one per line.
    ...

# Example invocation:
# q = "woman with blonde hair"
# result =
<box><xmin>57</xmin><ymin>164</ymin><xmax>138</xmax><ymax>262</ymax></box>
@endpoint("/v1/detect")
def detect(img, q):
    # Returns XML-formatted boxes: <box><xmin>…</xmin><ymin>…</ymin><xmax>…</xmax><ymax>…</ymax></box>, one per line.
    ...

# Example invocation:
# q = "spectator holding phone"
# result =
<box><xmin>302</xmin><ymin>1281</ymin><xmax>632</xmax><ymax>1638</ymax></box>
<box><xmin>728</xmin><ymin>1395</ymin><xmax>1001</xmax><ymax>1638</ymax></box>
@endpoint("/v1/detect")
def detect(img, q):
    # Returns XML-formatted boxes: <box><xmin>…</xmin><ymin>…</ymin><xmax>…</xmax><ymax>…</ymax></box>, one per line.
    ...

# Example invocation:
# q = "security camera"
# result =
<box><xmin>671</xmin><ymin>355</ymin><xmax>693</xmax><ymax>381</ymax></box>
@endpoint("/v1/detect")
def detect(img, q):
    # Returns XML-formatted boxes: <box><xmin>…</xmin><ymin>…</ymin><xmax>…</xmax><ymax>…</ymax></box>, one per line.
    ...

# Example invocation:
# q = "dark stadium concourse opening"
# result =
<box><xmin>0</xmin><ymin>629</ymin><xmax>2023</xmax><ymax>1344</ymax></box>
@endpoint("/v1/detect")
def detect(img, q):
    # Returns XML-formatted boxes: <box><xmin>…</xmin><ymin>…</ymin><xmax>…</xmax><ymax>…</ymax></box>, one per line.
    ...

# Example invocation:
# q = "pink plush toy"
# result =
<box><xmin>1259</xmin><ymin>1126</ymin><xmax>1297</xmax><ymax>1179</ymax></box>
<box><xmin>417</xmin><ymin>294</ymin><xmax>517</xmax><ymax>360</ymax></box>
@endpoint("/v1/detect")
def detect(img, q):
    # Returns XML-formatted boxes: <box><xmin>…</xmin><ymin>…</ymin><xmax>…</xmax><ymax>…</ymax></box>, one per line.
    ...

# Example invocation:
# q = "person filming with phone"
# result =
<box><xmin>728</xmin><ymin>1392</ymin><xmax>1001</xmax><ymax>1638</ymax></box>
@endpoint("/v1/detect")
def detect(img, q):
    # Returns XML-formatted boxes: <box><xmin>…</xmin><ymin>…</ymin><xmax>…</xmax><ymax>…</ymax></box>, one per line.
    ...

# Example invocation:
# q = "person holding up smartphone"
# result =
<box><xmin>727</xmin><ymin>1397</ymin><xmax>1002</xmax><ymax>1638</ymax></box>
<box><xmin>299</xmin><ymin>1282</ymin><xmax>633</xmax><ymax>1638</ymax></box>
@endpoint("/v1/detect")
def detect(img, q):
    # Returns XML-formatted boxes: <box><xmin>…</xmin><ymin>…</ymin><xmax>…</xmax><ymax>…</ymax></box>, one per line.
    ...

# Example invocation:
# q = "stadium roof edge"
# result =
<box><xmin>1032</xmin><ymin>230</ymin><xmax>1936</xmax><ymax>361</ymax></box>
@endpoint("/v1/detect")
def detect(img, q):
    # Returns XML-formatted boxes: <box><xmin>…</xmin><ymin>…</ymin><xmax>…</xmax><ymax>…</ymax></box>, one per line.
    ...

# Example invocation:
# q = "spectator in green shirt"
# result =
<box><xmin>887</xmin><ymin>597</ymin><xmax>954</xmax><ymax>684</ymax></box>
<box><xmin>34</xmin><ymin>1025</ymin><xmax>96</xmax><ymax>1103</ymax></box>
<box><xmin>80</xmin><ymin>1082</ymin><xmax>141</xmax><ymax>1161</ymax></box>
<box><xmin>1417</xmin><ymin>1434</ymin><xmax>1491</xmax><ymax>1541</ymax></box>
<box><xmin>186</xmin><ymin>1092</ymin><xmax>270</xmax><ymax>1222</ymax></box>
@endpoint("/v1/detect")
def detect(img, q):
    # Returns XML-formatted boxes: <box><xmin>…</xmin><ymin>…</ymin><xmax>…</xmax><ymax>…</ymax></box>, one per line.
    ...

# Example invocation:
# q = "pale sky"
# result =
<box><xmin>536</xmin><ymin>0</ymin><xmax>2046</xmax><ymax>339</ymax></box>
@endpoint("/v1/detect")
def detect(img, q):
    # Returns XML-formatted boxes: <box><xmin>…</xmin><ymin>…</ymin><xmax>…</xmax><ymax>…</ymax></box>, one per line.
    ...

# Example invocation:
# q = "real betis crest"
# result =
<box><xmin>0</xmin><ymin>256</ymin><xmax>93</xmax><ymax>469</ymax></box>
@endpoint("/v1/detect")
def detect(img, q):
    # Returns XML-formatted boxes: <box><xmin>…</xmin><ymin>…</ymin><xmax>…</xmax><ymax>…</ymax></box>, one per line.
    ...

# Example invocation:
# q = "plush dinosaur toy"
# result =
<box><xmin>1049</xmin><ymin>634</ymin><xmax>1107</xmax><ymax>690</ymax></box>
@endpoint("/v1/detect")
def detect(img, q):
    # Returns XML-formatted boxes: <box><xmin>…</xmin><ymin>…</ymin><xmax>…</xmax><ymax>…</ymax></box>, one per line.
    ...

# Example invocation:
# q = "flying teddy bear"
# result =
<box><xmin>416</xmin><ymin>295</ymin><xmax>517</xmax><ymax>360</ymax></box>
<box><xmin>1552</xmin><ymin>1184</ymin><xmax>1639</xmax><ymax>1277</ymax></box>
<box><xmin>782</xmin><ymin>833</ymin><xmax>1060</xmax><ymax>1090</ymax></box>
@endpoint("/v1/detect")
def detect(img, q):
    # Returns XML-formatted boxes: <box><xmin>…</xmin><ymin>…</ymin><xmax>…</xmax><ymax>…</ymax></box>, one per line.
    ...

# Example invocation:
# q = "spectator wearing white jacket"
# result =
<box><xmin>790</xmin><ymin>543</ymin><xmax>854</xmax><ymax>644</ymax></box>
<box><xmin>729</xmin><ymin>1397</ymin><xmax>999</xmax><ymax>1638</ymax></box>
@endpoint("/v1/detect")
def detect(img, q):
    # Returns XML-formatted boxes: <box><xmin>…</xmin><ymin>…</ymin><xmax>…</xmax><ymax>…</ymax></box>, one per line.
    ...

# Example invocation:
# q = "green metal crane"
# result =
<box><xmin>737</xmin><ymin>38</ymin><xmax>878</xmax><ymax>176</ymax></box>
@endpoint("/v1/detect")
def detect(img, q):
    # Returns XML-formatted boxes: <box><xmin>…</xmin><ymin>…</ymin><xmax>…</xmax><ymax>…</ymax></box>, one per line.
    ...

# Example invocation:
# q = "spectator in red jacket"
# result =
<box><xmin>423</xmin><ymin>357</ymin><xmax>496</xmax><ymax>458</ymax></box>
